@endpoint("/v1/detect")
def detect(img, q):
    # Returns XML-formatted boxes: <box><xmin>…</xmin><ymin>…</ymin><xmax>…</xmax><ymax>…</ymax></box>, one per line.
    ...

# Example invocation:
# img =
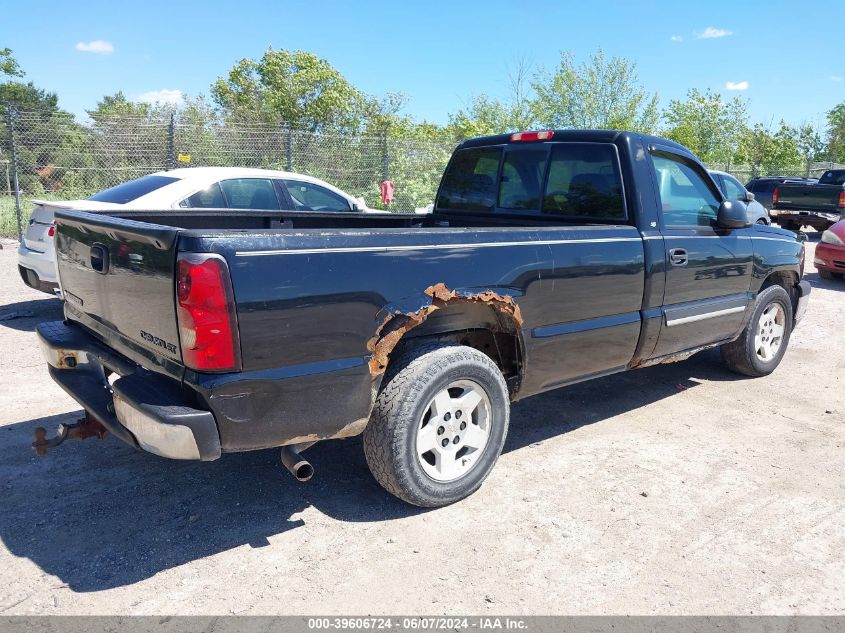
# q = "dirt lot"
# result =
<box><xmin>0</xmin><ymin>236</ymin><xmax>842</xmax><ymax>616</ymax></box>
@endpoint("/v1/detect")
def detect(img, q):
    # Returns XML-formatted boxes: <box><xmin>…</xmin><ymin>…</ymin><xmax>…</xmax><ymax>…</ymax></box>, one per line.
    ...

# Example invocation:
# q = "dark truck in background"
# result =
<box><xmin>772</xmin><ymin>169</ymin><xmax>845</xmax><ymax>231</ymax></box>
<box><xmin>36</xmin><ymin>130</ymin><xmax>810</xmax><ymax>507</ymax></box>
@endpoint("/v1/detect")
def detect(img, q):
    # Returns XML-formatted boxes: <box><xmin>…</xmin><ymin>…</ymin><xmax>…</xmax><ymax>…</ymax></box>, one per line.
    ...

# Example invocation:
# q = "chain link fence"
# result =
<box><xmin>2</xmin><ymin>106</ymin><xmax>843</xmax><ymax>240</ymax></box>
<box><xmin>1</xmin><ymin>107</ymin><xmax>456</xmax><ymax>238</ymax></box>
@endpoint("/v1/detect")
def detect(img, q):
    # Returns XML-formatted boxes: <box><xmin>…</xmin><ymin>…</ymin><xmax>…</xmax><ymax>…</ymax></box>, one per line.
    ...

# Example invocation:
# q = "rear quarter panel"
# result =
<box><xmin>181</xmin><ymin>225</ymin><xmax>646</xmax><ymax>451</ymax></box>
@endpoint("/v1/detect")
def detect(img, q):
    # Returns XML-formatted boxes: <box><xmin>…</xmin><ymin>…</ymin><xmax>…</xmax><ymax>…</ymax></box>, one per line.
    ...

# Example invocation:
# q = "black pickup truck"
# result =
<box><xmin>772</xmin><ymin>169</ymin><xmax>845</xmax><ymax>231</ymax></box>
<box><xmin>36</xmin><ymin>130</ymin><xmax>810</xmax><ymax>507</ymax></box>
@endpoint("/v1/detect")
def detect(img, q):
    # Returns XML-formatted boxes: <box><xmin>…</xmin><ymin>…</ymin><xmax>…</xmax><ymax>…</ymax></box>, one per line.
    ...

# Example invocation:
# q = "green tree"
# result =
<box><xmin>87</xmin><ymin>91</ymin><xmax>152</xmax><ymax>121</ymax></box>
<box><xmin>663</xmin><ymin>88</ymin><xmax>748</xmax><ymax>165</ymax></box>
<box><xmin>448</xmin><ymin>59</ymin><xmax>536</xmax><ymax>140</ymax></box>
<box><xmin>211</xmin><ymin>47</ymin><xmax>367</xmax><ymax>132</ymax></box>
<box><xmin>1</xmin><ymin>47</ymin><xmax>24</xmax><ymax>78</ymax></box>
<box><xmin>532</xmin><ymin>50</ymin><xmax>659</xmax><ymax>133</ymax></box>
<box><xmin>824</xmin><ymin>102</ymin><xmax>845</xmax><ymax>162</ymax></box>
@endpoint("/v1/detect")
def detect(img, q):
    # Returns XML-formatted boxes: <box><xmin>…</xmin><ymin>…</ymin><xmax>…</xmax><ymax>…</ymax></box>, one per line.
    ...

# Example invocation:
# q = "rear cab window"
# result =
<box><xmin>436</xmin><ymin>142</ymin><xmax>627</xmax><ymax>221</ymax></box>
<box><xmin>819</xmin><ymin>170</ymin><xmax>845</xmax><ymax>185</ymax></box>
<box><xmin>88</xmin><ymin>175</ymin><xmax>179</xmax><ymax>204</ymax></box>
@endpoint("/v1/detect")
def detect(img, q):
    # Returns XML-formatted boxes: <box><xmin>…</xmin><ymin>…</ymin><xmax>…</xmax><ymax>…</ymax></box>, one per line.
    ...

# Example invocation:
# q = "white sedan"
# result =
<box><xmin>18</xmin><ymin>167</ymin><xmax>371</xmax><ymax>294</ymax></box>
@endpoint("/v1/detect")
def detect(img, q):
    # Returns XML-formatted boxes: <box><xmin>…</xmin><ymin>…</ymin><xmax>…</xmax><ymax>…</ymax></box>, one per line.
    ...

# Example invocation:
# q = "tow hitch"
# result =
<box><xmin>32</xmin><ymin>412</ymin><xmax>109</xmax><ymax>456</ymax></box>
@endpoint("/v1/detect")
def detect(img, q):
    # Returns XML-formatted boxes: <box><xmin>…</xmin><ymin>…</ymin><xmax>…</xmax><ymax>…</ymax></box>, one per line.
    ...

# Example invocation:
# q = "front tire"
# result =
<box><xmin>363</xmin><ymin>344</ymin><xmax>510</xmax><ymax>507</ymax></box>
<box><xmin>721</xmin><ymin>285</ymin><xmax>793</xmax><ymax>377</ymax></box>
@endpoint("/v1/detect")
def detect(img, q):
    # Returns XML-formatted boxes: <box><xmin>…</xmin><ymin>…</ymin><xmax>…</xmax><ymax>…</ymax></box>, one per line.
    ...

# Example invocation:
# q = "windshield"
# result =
<box><xmin>88</xmin><ymin>175</ymin><xmax>179</xmax><ymax>204</ymax></box>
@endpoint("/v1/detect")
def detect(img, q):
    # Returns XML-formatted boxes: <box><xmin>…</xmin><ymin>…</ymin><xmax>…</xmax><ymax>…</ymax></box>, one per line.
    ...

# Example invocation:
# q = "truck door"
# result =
<box><xmin>649</xmin><ymin>149</ymin><xmax>753</xmax><ymax>358</ymax></box>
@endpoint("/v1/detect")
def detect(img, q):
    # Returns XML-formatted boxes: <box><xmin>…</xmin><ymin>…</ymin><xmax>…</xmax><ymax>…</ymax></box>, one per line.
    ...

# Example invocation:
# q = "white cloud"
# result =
<box><xmin>670</xmin><ymin>35</ymin><xmax>684</xmax><ymax>42</ymax></box>
<box><xmin>136</xmin><ymin>89</ymin><xmax>185</xmax><ymax>105</ymax></box>
<box><xmin>75</xmin><ymin>40</ymin><xmax>114</xmax><ymax>54</ymax></box>
<box><xmin>695</xmin><ymin>27</ymin><xmax>733</xmax><ymax>39</ymax></box>
<box><xmin>725</xmin><ymin>80</ymin><xmax>749</xmax><ymax>91</ymax></box>
<box><xmin>831</xmin><ymin>75</ymin><xmax>843</xmax><ymax>82</ymax></box>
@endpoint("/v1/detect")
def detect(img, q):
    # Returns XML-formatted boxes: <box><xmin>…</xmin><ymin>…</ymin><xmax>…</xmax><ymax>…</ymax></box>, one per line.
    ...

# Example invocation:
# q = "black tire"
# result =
<box><xmin>363</xmin><ymin>343</ymin><xmax>510</xmax><ymax>507</ymax></box>
<box><xmin>818</xmin><ymin>269</ymin><xmax>835</xmax><ymax>280</ymax></box>
<box><xmin>756</xmin><ymin>218</ymin><xmax>767</xmax><ymax>225</ymax></box>
<box><xmin>721</xmin><ymin>285</ymin><xmax>793</xmax><ymax>377</ymax></box>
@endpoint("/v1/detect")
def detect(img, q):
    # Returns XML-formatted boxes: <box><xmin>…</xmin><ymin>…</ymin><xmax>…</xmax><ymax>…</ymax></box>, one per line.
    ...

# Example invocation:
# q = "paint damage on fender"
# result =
<box><xmin>366</xmin><ymin>282</ymin><xmax>523</xmax><ymax>376</ymax></box>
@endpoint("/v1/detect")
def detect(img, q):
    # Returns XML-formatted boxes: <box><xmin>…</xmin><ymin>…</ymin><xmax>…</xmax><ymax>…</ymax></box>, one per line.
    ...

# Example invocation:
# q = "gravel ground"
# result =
<box><xmin>0</xmin><ymin>235</ymin><xmax>842</xmax><ymax>616</ymax></box>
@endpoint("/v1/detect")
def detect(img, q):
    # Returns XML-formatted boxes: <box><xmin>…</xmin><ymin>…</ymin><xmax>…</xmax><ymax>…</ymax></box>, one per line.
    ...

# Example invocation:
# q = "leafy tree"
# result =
<box><xmin>211</xmin><ymin>47</ymin><xmax>368</xmax><ymax>132</ymax></box>
<box><xmin>87</xmin><ymin>91</ymin><xmax>152</xmax><ymax>121</ymax></box>
<box><xmin>532</xmin><ymin>50</ymin><xmax>659</xmax><ymax>133</ymax></box>
<box><xmin>663</xmin><ymin>88</ymin><xmax>748</xmax><ymax>165</ymax></box>
<box><xmin>0</xmin><ymin>81</ymin><xmax>59</xmax><ymax>114</ymax></box>
<box><xmin>448</xmin><ymin>59</ymin><xmax>536</xmax><ymax>140</ymax></box>
<box><xmin>796</xmin><ymin>123</ymin><xmax>824</xmax><ymax>165</ymax></box>
<box><xmin>1</xmin><ymin>48</ymin><xmax>24</xmax><ymax>78</ymax></box>
<box><xmin>824</xmin><ymin>102</ymin><xmax>845</xmax><ymax>162</ymax></box>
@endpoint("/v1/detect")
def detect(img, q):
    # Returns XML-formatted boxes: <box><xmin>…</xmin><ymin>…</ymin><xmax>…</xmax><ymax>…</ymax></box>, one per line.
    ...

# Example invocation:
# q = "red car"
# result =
<box><xmin>815</xmin><ymin>219</ymin><xmax>845</xmax><ymax>280</ymax></box>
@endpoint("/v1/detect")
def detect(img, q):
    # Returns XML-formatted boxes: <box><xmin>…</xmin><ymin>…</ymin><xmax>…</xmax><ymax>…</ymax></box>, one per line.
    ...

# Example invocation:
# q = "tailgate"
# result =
<box><xmin>54</xmin><ymin>210</ymin><xmax>183</xmax><ymax>366</ymax></box>
<box><xmin>776</xmin><ymin>184</ymin><xmax>840</xmax><ymax>213</ymax></box>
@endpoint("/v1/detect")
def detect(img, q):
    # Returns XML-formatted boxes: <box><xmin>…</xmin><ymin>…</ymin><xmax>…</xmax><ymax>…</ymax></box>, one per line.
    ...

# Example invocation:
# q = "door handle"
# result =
<box><xmin>669</xmin><ymin>248</ymin><xmax>688</xmax><ymax>266</ymax></box>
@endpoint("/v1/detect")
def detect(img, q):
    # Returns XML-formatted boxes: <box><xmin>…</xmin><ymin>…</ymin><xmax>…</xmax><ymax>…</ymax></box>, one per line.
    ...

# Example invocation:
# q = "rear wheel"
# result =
<box><xmin>756</xmin><ymin>218</ymin><xmax>767</xmax><ymax>225</ymax></box>
<box><xmin>721</xmin><ymin>285</ymin><xmax>793</xmax><ymax>377</ymax></box>
<box><xmin>363</xmin><ymin>344</ymin><xmax>510</xmax><ymax>507</ymax></box>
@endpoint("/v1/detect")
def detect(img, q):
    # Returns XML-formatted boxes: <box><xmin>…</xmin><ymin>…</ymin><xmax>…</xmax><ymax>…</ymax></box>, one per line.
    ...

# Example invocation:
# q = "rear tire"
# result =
<box><xmin>721</xmin><ymin>285</ymin><xmax>793</xmax><ymax>377</ymax></box>
<box><xmin>819</xmin><ymin>269</ymin><xmax>834</xmax><ymax>280</ymax></box>
<box><xmin>363</xmin><ymin>344</ymin><xmax>510</xmax><ymax>507</ymax></box>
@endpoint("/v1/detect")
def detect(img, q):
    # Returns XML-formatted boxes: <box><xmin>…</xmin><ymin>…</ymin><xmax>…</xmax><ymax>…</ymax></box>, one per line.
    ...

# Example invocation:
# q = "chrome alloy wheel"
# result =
<box><xmin>415</xmin><ymin>379</ymin><xmax>491</xmax><ymax>482</ymax></box>
<box><xmin>754</xmin><ymin>302</ymin><xmax>785</xmax><ymax>362</ymax></box>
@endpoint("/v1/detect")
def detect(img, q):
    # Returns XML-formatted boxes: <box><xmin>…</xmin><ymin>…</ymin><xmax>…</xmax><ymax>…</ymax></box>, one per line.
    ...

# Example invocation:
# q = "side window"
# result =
<box><xmin>219</xmin><ymin>178</ymin><xmax>281</xmax><ymax>210</ymax></box>
<box><xmin>723</xmin><ymin>175</ymin><xmax>746</xmax><ymax>201</ymax></box>
<box><xmin>180</xmin><ymin>183</ymin><xmax>226</xmax><ymax>208</ymax></box>
<box><xmin>282</xmin><ymin>180</ymin><xmax>351</xmax><ymax>211</ymax></box>
<box><xmin>542</xmin><ymin>143</ymin><xmax>626</xmax><ymax>219</ymax></box>
<box><xmin>436</xmin><ymin>147</ymin><xmax>502</xmax><ymax>212</ymax></box>
<box><xmin>652</xmin><ymin>153</ymin><xmax>720</xmax><ymax>228</ymax></box>
<box><xmin>498</xmin><ymin>148</ymin><xmax>547</xmax><ymax>210</ymax></box>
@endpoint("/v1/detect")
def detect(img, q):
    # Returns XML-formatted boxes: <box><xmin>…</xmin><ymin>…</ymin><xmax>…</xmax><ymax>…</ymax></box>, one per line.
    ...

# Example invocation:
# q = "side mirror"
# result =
<box><xmin>744</xmin><ymin>191</ymin><xmax>755</xmax><ymax>203</ymax></box>
<box><xmin>717</xmin><ymin>200</ymin><xmax>751</xmax><ymax>229</ymax></box>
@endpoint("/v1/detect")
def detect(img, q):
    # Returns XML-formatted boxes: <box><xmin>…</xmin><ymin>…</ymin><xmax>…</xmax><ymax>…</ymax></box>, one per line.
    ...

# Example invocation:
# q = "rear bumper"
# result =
<box><xmin>37</xmin><ymin>320</ymin><xmax>221</xmax><ymax>461</ymax></box>
<box><xmin>773</xmin><ymin>211</ymin><xmax>839</xmax><ymax>229</ymax></box>
<box><xmin>795</xmin><ymin>280</ymin><xmax>811</xmax><ymax>324</ymax></box>
<box><xmin>18</xmin><ymin>242</ymin><xmax>59</xmax><ymax>295</ymax></box>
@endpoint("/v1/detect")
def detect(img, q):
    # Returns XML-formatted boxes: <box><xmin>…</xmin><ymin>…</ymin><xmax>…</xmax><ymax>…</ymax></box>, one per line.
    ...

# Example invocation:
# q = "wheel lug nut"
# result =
<box><xmin>460</xmin><ymin>421</ymin><xmax>466</xmax><ymax>430</ymax></box>
<box><xmin>455</xmin><ymin>410</ymin><xmax>462</xmax><ymax>419</ymax></box>
<box><xmin>441</xmin><ymin>438</ymin><xmax>449</xmax><ymax>447</ymax></box>
<box><xmin>437</xmin><ymin>426</ymin><xmax>445</xmax><ymax>435</ymax></box>
<box><xmin>452</xmin><ymin>436</ymin><xmax>460</xmax><ymax>444</ymax></box>
<box><xmin>444</xmin><ymin>412</ymin><xmax>451</xmax><ymax>421</ymax></box>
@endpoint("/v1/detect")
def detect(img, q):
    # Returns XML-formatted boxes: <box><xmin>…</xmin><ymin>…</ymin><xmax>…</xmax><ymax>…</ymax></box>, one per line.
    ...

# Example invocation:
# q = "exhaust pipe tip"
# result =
<box><xmin>280</xmin><ymin>443</ymin><xmax>316</xmax><ymax>482</ymax></box>
<box><xmin>291</xmin><ymin>460</ymin><xmax>314</xmax><ymax>482</ymax></box>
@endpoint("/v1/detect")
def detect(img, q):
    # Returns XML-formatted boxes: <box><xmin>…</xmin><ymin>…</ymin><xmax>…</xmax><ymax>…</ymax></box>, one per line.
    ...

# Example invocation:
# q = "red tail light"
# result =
<box><xmin>510</xmin><ymin>130</ymin><xmax>554</xmax><ymax>142</ymax></box>
<box><xmin>48</xmin><ymin>224</ymin><xmax>55</xmax><ymax>237</ymax></box>
<box><xmin>176</xmin><ymin>253</ymin><xmax>241</xmax><ymax>372</ymax></box>
<box><xmin>838</xmin><ymin>191</ymin><xmax>845</xmax><ymax>209</ymax></box>
<box><xmin>772</xmin><ymin>187</ymin><xmax>779</xmax><ymax>206</ymax></box>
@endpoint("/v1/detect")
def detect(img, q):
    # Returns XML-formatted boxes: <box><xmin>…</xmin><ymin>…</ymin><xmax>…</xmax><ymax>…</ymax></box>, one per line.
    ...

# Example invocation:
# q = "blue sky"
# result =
<box><xmin>4</xmin><ymin>0</ymin><xmax>844</xmax><ymax>129</ymax></box>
